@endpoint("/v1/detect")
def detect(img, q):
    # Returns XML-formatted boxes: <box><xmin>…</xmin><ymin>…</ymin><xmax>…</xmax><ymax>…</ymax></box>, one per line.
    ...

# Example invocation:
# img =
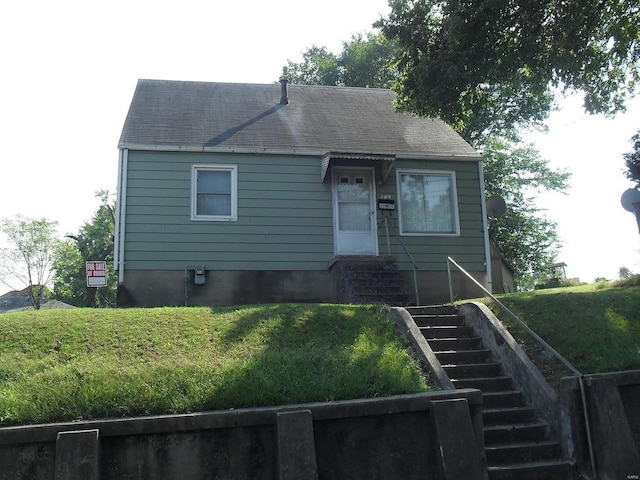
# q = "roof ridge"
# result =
<box><xmin>136</xmin><ymin>78</ymin><xmax>393</xmax><ymax>92</ymax></box>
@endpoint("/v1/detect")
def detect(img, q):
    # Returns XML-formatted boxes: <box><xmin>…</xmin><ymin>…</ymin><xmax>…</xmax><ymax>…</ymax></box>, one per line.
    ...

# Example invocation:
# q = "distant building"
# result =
<box><xmin>549</xmin><ymin>262</ymin><xmax>567</xmax><ymax>280</ymax></box>
<box><xmin>0</xmin><ymin>288</ymin><xmax>34</xmax><ymax>313</ymax></box>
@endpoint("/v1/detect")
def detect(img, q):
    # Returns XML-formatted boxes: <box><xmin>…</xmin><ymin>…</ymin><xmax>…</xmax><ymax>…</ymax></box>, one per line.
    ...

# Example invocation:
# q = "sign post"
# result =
<box><xmin>86</xmin><ymin>261</ymin><xmax>107</xmax><ymax>288</ymax></box>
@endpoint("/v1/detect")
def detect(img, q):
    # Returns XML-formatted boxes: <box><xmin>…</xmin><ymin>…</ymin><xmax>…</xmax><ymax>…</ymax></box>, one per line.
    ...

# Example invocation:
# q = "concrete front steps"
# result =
<box><xmin>405</xmin><ymin>306</ymin><xmax>574</xmax><ymax>480</ymax></box>
<box><xmin>329</xmin><ymin>256</ymin><xmax>411</xmax><ymax>305</ymax></box>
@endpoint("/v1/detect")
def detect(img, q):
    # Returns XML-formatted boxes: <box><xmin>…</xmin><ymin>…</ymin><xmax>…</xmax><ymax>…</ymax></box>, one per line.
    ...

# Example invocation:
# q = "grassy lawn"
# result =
<box><xmin>3</xmin><ymin>285</ymin><xmax>638</xmax><ymax>426</ymax></box>
<box><xmin>474</xmin><ymin>284</ymin><xmax>640</xmax><ymax>381</ymax></box>
<box><xmin>0</xmin><ymin>304</ymin><xmax>428</xmax><ymax>426</ymax></box>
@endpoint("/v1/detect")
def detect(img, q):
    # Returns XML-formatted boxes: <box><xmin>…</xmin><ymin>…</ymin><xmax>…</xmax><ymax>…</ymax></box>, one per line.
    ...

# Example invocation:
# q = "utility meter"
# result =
<box><xmin>194</xmin><ymin>268</ymin><xmax>206</xmax><ymax>285</ymax></box>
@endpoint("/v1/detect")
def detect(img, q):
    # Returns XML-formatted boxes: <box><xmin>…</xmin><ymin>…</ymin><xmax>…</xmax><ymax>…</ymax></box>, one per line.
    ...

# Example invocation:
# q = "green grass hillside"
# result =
<box><xmin>0</xmin><ymin>304</ymin><xmax>427</xmax><ymax>426</ymax></box>
<box><xmin>477</xmin><ymin>284</ymin><xmax>640</xmax><ymax>375</ymax></box>
<box><xmin>2</xmin><ymin>285</ymin><xmax>638</xmax><ymax>427</ymax></box>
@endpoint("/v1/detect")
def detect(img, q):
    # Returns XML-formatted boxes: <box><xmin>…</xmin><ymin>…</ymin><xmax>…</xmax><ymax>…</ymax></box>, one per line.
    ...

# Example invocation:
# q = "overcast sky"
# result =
<box><xmin>1</xmin><ymin>0</ymin><xmax>639</xmax><ymax>296</ymax></box>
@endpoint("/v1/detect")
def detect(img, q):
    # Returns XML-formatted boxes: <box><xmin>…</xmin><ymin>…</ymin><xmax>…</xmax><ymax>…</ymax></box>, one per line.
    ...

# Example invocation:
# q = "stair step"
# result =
<box><xmin>483</xmin><ymin>407</ymin><xmax>536</xmax><ymax>425</ymax></box>
<box><xmin>420</xmin><ymin>325</ymin><xmax>475</xmax><ymax>339</ymax></box>
<box><xmin>484</xmin><ymin>422</ymin><xmax>548</xmax><ymax>444</ymax></box>
<box><xmin>443</xmin><ymin>362</ymin><xmax>502</xmax><ymax>378</ymax></box>
<box><xmin>407</xmin><ymin>307</ymin><xmax>573</xmax><ymax>479</ymax></box>
<box><xmin>428</xmin><ymin>337</ymin><xmax>483</xmax><ymax>351</ymax></box>
<box><xmin>332</xmin><ymin>257</ymin><xmax>411</xmax><ymax>305</ymax></box>
<box><xmin>406</xmin><ymin>305</ymin><xmax>458</xmax><ymax>316</ymax></box>
<box><xmin>487</xmin><ymin>459</ymin><xmax>574</xmax><ymax>480</ymax></box>
<box><xmin>435</xmin><ymin>349</ymin><xmax>492</xmax><ymax>364</ymax></box>
<box><xmin>485</xmin><ymin>440</ymin><xmax>562</xmax><ymax>465</ymax></box>
<box><xmin>412</xmin><ymin>314</ymin><xmax>465</xmax><ymax>327</ymax></box>
<box><xmin>353</xmin><ymin>295</ymin><xmax>410</xmax><ymax>306</ymax></box>
<box><xmin>482</xmin><ymin>390</ymin><xmax>525</xmax><ymax>409</ymax></box>
<box><xmin>452</xmin><ymin>376</ymin><xmax>513</xmax><ymax>392</ymax></box>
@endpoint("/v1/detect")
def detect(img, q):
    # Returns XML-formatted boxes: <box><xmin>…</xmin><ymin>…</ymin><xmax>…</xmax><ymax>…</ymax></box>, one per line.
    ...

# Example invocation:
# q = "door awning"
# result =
<box><xmin>321</xmin><ymin>153</ymin><xmax>395</xmax><ymax>185</ymax></box>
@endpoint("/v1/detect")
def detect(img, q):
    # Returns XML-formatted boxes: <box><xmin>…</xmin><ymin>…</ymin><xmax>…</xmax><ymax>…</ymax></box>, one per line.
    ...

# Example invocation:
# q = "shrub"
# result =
<box><xmin>613</xmin><ymin>274</ymin><xmax>640</xmax><ymax>288</ymax></box>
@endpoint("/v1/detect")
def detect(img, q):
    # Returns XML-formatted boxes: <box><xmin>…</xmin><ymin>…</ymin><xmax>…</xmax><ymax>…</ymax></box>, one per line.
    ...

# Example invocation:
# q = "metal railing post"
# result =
<box><xmin>384</xmin><ymin>217</ymin><xmax>391</xmax><ymax>256</ymax></box>
<box><xmin>447</xmin><ymin>258</ymin><xmax>454</xmax><ymax>303</ymax></box>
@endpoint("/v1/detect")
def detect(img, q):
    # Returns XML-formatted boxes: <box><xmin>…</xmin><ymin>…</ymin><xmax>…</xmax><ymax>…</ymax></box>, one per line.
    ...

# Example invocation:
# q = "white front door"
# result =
<box><xmin>333</xmin><ymin>168</ymin><xmax>378</xmax><ymax>255</ymax></box>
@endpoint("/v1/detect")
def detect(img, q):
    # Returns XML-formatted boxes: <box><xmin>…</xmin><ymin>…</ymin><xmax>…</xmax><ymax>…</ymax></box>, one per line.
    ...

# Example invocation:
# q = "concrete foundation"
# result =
<box><xmin>117</xmin><ymin>268</ymin><xmax>488</xmax><ymax>307</ymax></box>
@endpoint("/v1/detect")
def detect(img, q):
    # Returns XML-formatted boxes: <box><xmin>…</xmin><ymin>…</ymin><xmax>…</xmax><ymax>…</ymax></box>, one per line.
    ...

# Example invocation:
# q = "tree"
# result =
<box><xmin>340</xmin><ymin>32</ymin><xmax>399</xmax><ymax>88</ymax></box>
<box><xmin>283</xmin><ymin>32</ymin><xmax>398</xmax><ymax>88</ymax></box>
<box><xmin>619</xmin><ymin>266</ymin><xmax>634</xmax><ymax>280</ymax></box>
<box><xmin>0</xmin><ymin>215</ymin><xmax>60</xmax><ymax>309</ymax></box>
<box><xmin>481</xmin><ymin>136</ymin><xmax>570</xmax><ymax>286</ymax></box>
<box><xmin>284</xmin><ymin>46</ymin><xmax>341</xmax><ymax>86</ymax></box>
<box><xmin>624</xmin><ymin>130</ymin><xmax>640</xmax><ymax>186</ymax></box>
<box><xmin>379</xmin><ymin>0</ymin><xmax>640</xmax><ymax>142</ymax></box>
<box><xmin>53</xmin><ymin>191</ymin><xmax>117</xmax><ymax>307</ymax></box>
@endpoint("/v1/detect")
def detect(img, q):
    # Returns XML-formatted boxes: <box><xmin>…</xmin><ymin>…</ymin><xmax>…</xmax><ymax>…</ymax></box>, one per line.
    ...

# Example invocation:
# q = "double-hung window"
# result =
<box><xmin>191</xmin><ymin>164</ymin><xmax>237</xmax><ymax>221</ymax></box>
<box><xmin>397</xmin><ymin>169</ymin><xmax>460</xmax><ymax>235</ymax></box>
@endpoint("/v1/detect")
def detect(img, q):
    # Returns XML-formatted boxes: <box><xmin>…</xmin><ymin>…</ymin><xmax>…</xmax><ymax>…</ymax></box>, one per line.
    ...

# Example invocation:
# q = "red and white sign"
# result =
<box><xmin>86</xmin><ymin>261</ymin><xmax>107</xmax><ymax>288</ymax></box>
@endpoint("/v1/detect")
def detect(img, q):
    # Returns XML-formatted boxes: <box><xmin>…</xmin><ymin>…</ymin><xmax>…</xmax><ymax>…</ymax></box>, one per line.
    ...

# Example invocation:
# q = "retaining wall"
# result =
<box><xmin>0</xmin><ymin>390</ymin><xmax>486</xmax><ymax>480</ymax></box>
<box><xmin>561</xmin><ymin>370</ymin><xmax>640</xmax><ymax>480</ymax></box>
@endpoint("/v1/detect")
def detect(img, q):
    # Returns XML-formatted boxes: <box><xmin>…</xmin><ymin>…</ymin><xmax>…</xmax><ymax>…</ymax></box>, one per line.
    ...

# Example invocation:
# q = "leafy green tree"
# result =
<box><xmin>284</xmin><ymin>32</ymin><xmax>398</xmax><ymax>88</ymax></box>
<box><xmin>284</xmin><ymin>46</ymin><xmax>341</xmax><ymax>86</ymax></box>
<box><xmin>482</xmin><ymin>137</ymin><xmax>570</xmax><ymax>286</ymax></box>
<box><xmin>624</xmin><ymin>130</ymin><xmax>640</xmax><ymax>186</ymax></box>
<box><xmin>379</xmin><ymin>0</ymin><xmax>640</xmax><ymax>142</ymax></box>
<box><xmin>340</xmin><ymin>32</ymin><xmax>399</xmax><ymax>88</ymax></box>
<box><xmin>619</xmin><ymin>266</ymin><xmax>634</xmax><ymax>280</ymax></box>
<box><xmin>0</xmin><ymin>215</ymin><xmax>60</xmax><ymax>309</ymax></box>
<box><xmin>53</xmin><ymin>191</ymin><xmax>116</xmax><ymax>307</ymax></box>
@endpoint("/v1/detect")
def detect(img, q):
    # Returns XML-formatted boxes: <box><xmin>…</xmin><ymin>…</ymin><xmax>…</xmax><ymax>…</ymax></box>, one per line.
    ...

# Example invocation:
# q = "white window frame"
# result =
<box><xmin>396</xmin><ymin>169</ymin><xmax>460</xmax><ymax>236</ymax></box>
<box><xmin>191</xmin><ymin>164</ymin><xmax>238</xmax><ymax>221</ymax></box>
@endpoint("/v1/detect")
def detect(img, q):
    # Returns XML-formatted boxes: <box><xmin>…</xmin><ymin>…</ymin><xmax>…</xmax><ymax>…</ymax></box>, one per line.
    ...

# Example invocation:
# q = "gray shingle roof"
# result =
<box><xmin>119</xmin><ymin>79</ymin><xmax>479</xmax><ymax>158</ymax></box>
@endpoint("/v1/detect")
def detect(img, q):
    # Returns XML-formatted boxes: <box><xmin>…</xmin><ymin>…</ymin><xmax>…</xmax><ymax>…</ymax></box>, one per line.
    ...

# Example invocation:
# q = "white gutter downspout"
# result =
<box><xmin>478</xmin><ymin>158</ymin><xmax>493</xmax><ymax>293</ymax></box>
<box><xmin>114</xmin><ymin>148</ymin><xmax>128</xmax><ymax>284</ymax></box>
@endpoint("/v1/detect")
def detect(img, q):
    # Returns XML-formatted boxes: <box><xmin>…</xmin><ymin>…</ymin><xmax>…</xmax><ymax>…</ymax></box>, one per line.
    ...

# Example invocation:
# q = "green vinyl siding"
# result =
<box><xmin>124</xmin><ymin>151</ymin><xmax>334</xmax><ymax>270</ymax></box>
<box><xmin>122</xmin><ymin>151</ymin><xmax>486</xmax><ymax>272</ymax></box>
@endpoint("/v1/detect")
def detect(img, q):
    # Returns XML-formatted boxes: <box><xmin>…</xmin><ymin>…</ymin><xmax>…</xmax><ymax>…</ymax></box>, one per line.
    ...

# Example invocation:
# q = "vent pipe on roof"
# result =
<box><xmin>279</xmin><ymin>75</ymin><xmax>289</xmax><ymax>105</ymax></box>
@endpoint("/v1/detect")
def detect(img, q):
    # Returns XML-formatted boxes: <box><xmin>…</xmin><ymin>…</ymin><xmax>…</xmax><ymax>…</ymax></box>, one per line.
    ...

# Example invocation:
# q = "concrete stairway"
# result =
<box><xmin>405</xmin><ymin>305</ymin><xmax>574</xmax><ymax>480</ymax></box>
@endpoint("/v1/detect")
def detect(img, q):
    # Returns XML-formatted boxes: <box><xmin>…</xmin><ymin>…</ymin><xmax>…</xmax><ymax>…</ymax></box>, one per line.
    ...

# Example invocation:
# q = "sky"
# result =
<box><xmin>525</xmin><ymin>94</ymin><xmax>640</xmax><ymax>283</ymax></box>
<box><xmin>0</xmin><ymin>0</ymin><xmax>638</xmax><ymax>296</ymax></box>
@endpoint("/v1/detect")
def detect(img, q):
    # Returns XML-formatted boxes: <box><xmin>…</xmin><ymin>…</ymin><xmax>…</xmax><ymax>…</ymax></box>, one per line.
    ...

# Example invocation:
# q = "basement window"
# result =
<box><xmin>397</xmin><ymin>169</ymin><xmax>460</xmax><ymax>235</ymax></box>
<box><xmin>191</xmin><ymin>164</ymin><xmax>237</xmax><ymax>221</ymax></box>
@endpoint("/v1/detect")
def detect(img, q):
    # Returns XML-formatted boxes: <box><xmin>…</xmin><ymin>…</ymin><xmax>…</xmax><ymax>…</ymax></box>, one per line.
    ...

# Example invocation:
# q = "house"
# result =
<box><xmin>0</xmin><ymin>289</ymin><xmax>32</xmax><ymax>313</ymax></box>
<box><xmin>114</xmin><ymin>78</ymin><xmax>491</xmax><ymax>307</ymax></box>
<box><xmin>0</xmin><ymin>287</ymin><xmax>75</xmax><ymax>312</ymax></box>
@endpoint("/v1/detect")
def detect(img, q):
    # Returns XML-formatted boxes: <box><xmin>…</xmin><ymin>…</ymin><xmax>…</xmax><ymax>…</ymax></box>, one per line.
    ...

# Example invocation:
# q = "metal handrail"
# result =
<box><xmin>446</xmin><ymin>256</ymin><xmax>597</xmax><ymax>479</ymax></box>
<box><xmin>378</xmin><ymin>217</ymin><xmax>420</xmax><ymax>305</ymax></box>
<box><xmin>447</xmin><ymin>256</ymin><xmax>580</xmax><ymax>375</ymax></box>
<box><xmin>378</xmin><ymin>217</ymin><xmax>392</xmax><ymax>256</ymax></box>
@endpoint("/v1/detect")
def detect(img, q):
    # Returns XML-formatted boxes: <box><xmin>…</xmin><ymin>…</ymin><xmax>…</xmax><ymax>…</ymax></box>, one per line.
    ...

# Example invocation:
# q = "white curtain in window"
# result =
<box><xmin>400</xmin><ymin>173</ymin><xmax>455</xmax><ymax>233</ymax></box>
